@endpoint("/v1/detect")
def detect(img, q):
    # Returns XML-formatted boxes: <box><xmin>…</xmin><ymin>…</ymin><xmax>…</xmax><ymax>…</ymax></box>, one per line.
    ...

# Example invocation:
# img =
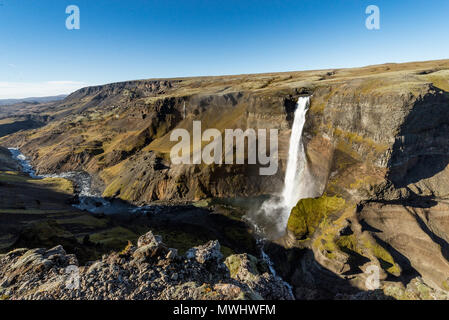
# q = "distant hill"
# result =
<box><xmin>0</xmin><ymin>94</ymin><xmax>67</xmax><ymax>106</ymax></box>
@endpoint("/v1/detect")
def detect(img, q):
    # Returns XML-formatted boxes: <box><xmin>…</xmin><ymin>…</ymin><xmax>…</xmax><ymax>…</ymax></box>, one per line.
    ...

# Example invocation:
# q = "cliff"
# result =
<box><xmin>2</xmin><ymin>59</ymin><xmax>449</xmax><ymax>299</ymax></box>
<box><xmin>276</xmin><ymin>62</ymin><xmax>449</xmax><ymax>298</ymax></box>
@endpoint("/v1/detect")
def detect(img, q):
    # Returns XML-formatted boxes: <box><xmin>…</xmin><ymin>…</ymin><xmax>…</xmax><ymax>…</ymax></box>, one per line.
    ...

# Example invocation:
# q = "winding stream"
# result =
<box><xmin>8</xmin><ymin>147</ymin><xmax>160</xmax><ymax>215</ymax></box>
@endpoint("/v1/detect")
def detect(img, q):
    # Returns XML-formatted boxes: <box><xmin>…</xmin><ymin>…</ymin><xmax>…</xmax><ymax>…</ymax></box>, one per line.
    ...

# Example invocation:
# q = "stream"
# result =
<box><xmin>8</xmin><ymin>147</ymin><xmax>161</xmax><ymax>215</ymax></box>
<box><xmin>8</xmin><ymin>147</ymin><xmax>295</xmax><ymax>299</ymax></box>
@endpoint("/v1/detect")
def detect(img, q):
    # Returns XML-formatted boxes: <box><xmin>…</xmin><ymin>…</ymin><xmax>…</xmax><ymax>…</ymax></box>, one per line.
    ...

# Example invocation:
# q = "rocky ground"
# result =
<box><xmin>0</xmin><ymin>231</ymin><xmax>292</xmax><ymax>300</ymax></box>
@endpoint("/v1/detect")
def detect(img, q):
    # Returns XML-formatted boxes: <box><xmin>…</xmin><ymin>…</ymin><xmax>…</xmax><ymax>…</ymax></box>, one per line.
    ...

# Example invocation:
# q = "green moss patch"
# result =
<box><xmin>89</xmin><ymin>226</ymin><xmax>138</xmax><ymax>250</ymax></box>
<box><xmin>140</xmin><ymin>227</ymin><xmax>211</xmax><ymax>255</ymax></box>
<box><xmin>224</xmin><ymin>254</ymin><xmax>260</xmax><ymax>279</ymax></box>
<box><xmin>332</xmin><ymin>233</ymin><xmax>401</xmax><ymax>276</ymax></box>
<box><xmin>287</xmin><ymin>195</ymin><xmax>346</xmax><ymax>239</ymax></box>
<box><xmin>362</xmin><ymin>238</ymin><xmax>401</xmax><ymax>275</ymax></box>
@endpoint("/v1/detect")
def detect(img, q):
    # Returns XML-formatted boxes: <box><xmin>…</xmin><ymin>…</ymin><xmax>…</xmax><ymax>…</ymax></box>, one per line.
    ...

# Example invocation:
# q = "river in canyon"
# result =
<box><xmin>7</xmin><ymin>97</ymin><xmax>312</xmax><ymax>300</ymax></box>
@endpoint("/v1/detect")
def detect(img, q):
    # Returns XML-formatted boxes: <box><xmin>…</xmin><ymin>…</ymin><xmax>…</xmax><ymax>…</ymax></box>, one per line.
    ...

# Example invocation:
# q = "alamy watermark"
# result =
<box><xmin>365</xmin><ymin>5</ymin><xmax>380</xmax><ymax>30</ymax></box>
<box><xmin>170</xmin><ymin>121</ymin><xmax>279</xmax><ymax>176</ymax></box>
<box><xmin>64</xmin><ymin>265</ymin><xmax>80</xmax><ymax>290</ymax></box>
<box><xmin>66</xmin><ymin>5</ymin><xmax>80</xmax><ymax>30</ymax></box>
<box><xmin>63</xmin><ymin>5</ymin><xmax>377</xmax><ymax>31</ymax></box>
<box><xmin>365</xmin><ymin>265</ymin><xmax>380</xmax><ymax>290</ymax></box>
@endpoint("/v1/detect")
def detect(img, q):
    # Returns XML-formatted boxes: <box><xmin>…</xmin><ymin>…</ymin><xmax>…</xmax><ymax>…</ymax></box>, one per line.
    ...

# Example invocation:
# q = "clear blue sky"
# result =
<box><xmin>1</xmin><ymin>0</ymin><xmax>448</xmax><ymax>98</ymax></box>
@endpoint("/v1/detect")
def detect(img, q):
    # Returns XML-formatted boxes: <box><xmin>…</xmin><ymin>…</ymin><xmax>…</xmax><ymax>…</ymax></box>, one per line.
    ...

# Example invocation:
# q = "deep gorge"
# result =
<box><xmin>2</xmin><ymin>60</ymin><xmax>449</xmax><ymax>299</ymax></box>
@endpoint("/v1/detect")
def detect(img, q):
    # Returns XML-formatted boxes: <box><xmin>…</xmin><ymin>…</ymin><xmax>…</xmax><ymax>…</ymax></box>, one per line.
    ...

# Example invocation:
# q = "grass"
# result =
<box><xmin>89</xmin><ymin>226</ymin><xmax>138</xmax><ymax>250</ymax></box>
<box><xmin>0</xmin><ymin>171</ymin><xmax>74</xmax><ymax>194</ymax></box>
<box><xmin>56</xmin><ymin>215</ymin><xmax>109</xmax><ymax>230</ymax></box>
<box><xmin>333</xmin><ymin>128</ymin><xmax>388</xmax><ymax>154</ymax></box>
<box><xmin>425</xmin><ymin>70</ymin><xmax>449</xmax><ymax>91</ymax></box>
<box><xmin>0</xmin><ymin>118</ymin><xmax>16</xmax><ymax>125</ymax></box>
<box><xmin>38</xmin><ymin>177</ymin><xmax>74</xmax><ymax>194</ymax></box>
<box><xmin>18</xmin><ymin>220</ymin><xmax>74</xmax><ymax>242</ymax></box>
<box><xmin>146</xmin><ymin>228</ymin><xmax>211</xmax><ymax>255</ymax></box>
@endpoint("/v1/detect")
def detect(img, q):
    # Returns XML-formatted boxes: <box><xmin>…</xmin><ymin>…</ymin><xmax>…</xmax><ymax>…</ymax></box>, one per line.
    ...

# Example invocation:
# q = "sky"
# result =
<box><xmin>0</xmin><ymin>0</ymin><xmax>448</xmax><ymax>98</ymax></box>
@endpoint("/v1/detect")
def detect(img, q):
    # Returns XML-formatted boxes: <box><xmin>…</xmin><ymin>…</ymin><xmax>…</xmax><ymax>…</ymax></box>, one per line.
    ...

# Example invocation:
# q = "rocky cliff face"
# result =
<box><xmin>1</xmin><ymin>83</ymin><xmax>306</xmax><ymax>202</ymax></box>
<box><xmin>0</xmin><ymin>231</ymin><xmax>292</xmax><ymax>300</ymax></box>
<box><xmin>0</xmin><ymin>147</ymin><xmax>19</xmax><ymax>171</ymax></box>
<box><xmin>2</xmin><ymin>60</ymin><xmax>449</xmax><ymax>299</ymax></box>
<box><xmin>275</xmin><ymin>63</ymin><xmax>449</xmax><ymax>298</ymax></box>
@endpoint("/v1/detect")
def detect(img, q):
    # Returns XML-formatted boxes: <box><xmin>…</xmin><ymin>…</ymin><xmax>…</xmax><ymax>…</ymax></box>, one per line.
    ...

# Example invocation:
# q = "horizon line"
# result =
<box><xmin>2</xmin><ymin>57</ymin><xmax>448</xmax><ymax>100</ymax></box>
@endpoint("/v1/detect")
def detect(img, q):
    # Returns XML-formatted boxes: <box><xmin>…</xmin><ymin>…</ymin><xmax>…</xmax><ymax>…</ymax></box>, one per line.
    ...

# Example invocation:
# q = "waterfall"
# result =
<box><xmin>281</xmin><ymin>96</ymin><xmax>310</xmax><ymax>209</ymax></box>
<box><xmin>183</xmin><ymin>101</ymin><xmax>186</xmax><ymax>119</ymax></box>
<box><xmin>247</xmin><ymin>96</ymin><xmax>311</xmax><ymax>239</ymax></box>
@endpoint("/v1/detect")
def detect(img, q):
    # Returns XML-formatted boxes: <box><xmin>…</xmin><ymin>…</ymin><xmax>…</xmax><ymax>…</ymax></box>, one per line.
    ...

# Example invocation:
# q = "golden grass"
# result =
<box><xmin>0</xmin><ymin>171</ymin><xmax>74</xmax><ymax>194</ymax></box>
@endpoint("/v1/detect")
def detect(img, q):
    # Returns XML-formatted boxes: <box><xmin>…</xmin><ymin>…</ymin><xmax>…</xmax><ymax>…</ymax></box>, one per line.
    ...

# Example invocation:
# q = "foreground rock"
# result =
<box><xmin>0</xmin><ymin>231</ymin><xmax>292</xmax><ymax>300</ymax></box>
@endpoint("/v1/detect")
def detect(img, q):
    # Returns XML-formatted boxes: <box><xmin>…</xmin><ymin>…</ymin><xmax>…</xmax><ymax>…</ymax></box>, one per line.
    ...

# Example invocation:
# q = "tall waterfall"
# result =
<box><xmin>281</xmin><ymin>96</ymin><xmax>310</xmax><ymax>209</ymax></box>
<box><xmin>247</xmin><ymin>96</ymin><xmax>312</xmax><ymax>239</ymax></box>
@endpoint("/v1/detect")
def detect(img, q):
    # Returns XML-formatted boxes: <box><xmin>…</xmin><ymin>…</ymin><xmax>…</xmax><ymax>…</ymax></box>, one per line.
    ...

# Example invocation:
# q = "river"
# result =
<box><xmin>8</xmin><ymin>146</ymin><xmax>295</xmax><ymax>299</ymax></box>
<box><xmin>8</xmin><ymin>147</ymin><xmax>162</xmax><ymax>215</ymax></box>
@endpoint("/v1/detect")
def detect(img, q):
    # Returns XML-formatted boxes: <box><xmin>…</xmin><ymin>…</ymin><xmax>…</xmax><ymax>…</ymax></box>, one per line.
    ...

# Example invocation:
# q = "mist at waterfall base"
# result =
<box><xmin>246</xmin><ymin>97</ymin><xmax>316</xmax><ymax>240</ymax></box>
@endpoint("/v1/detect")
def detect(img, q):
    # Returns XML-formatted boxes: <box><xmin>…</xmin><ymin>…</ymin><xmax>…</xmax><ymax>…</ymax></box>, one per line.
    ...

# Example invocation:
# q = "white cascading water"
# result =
<box><xmin>247</xmin><ymin>96</ymin><xmax>311</xmax><ymax>299</ymax></box>
<box><xmin>247</xmin><ymin>96</ymin><xmax>312</xmax><ymax>239</ymax></box>
<box><xmin>281</xmin><ymin>96</ymin><xmax>310</xmax><ymax>209</ymax></box>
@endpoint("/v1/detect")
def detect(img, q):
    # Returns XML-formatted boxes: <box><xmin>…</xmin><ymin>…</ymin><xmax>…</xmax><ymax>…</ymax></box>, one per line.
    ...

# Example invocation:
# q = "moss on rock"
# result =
<box><xmin>224</xmin><ymin>253</ymin><xmax>260</xmax><ymax>280</ymax></box>
<box><xmin>361</xmin><ymin>238</ymin><xmax>401</xmax><ymax>275</ymax></box>
<box><xmin>287</xmin><ymin>195</ymin><xmax>346</xmax><ymax>239</ymax></box>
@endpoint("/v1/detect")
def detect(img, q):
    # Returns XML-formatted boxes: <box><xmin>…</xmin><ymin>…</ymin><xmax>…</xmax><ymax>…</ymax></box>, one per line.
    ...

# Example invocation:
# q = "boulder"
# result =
<box><xmin>185</xmin><ymin>240</ymin><xmax>223</xmax><ymax>265</ymax></box>
<box><xmin>137</xmin><ymin>231</ymin><xmax>163</xmax><ymax>248</ymax></box>
<box><xmin>133</xmin><ymin>231</ymin><xmax>168</xmax><ymax>260</ymax></box>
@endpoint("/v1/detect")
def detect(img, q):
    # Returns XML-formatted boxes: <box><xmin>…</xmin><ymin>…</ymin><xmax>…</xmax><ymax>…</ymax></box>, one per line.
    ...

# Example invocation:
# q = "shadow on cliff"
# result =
<box><xmin>131</xmin><ymin>202</ymin><xmax>260</xmax><ymax>256</ymax></box>
<box><xmin>0</xmin><ymin>179</ymin><xmax>115</xmax><ymax>264</ymax></box>
<box><xmin>2</xmin><ymin>193</ymin><xmax>259</xmax><ymax>264</ymax></box>
<box><xmin>53</xmin><ymin>194</ymin><xmax>259</xmax><ymax>257</ymax></box>
<box><xmin>264</xmin><ymin>242</ymin><xmax>395</xmax><ymax>300</ymax></box>
<box><xmin>0</xmin><ymin>165</ymin><xmax>258</xmax><ymax>264</ymax></box>
<box><xmin>387</xmin><ymin>86</ymin><xmax>449</xmax><ymax>188</ymax></box>
<box><xmin>0</xmin><ymin>117</ymin><xmax>46</xmax><ymax>138</ymax></box>
<box><xmin>384</xmin><ymin>86</ymin><xmax>449</xmax><ymax>266</ymax></box>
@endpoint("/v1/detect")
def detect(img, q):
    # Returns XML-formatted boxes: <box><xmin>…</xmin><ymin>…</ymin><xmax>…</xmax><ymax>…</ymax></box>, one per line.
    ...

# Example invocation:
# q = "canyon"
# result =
<box><xmin>1</xmin><ymin>59</ymin><xmax>449</xmax><ymax>299</ymax></box>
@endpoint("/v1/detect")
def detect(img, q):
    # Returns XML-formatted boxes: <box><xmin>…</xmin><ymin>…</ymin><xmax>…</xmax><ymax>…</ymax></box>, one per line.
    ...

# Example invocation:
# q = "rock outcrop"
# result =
<box><xmin>0</xmin><ymin>231</ymin><xmax>292</xmax><ymax>300</ymax></box>
<box><xmin>0</xmin><ymin>146</ymin><xmax>19</xmax><ymax>171</ymax></box>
